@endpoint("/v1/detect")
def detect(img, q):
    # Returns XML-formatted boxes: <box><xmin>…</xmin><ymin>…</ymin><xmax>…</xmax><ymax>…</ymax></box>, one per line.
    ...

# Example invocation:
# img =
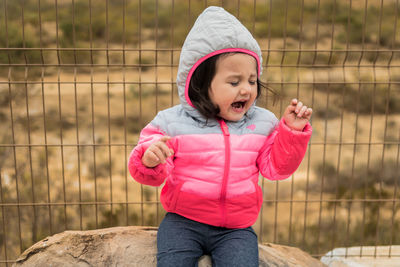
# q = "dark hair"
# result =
<box><xmin>188</xmin><ymin>53</ymin><xmax>274</xmax><ymax>119</ymax></box>
<box><xmin>188</xmin><ymin>54</ymin><xmax>221</xmax><ymax>119</ymax></box>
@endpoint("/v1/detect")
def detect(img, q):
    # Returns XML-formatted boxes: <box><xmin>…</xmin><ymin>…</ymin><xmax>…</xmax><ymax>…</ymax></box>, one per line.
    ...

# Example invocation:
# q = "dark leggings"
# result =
<box><xmin>157</xmin><ymin>213</ymin><xmax>259</xmax><ymax>267</ymax></box>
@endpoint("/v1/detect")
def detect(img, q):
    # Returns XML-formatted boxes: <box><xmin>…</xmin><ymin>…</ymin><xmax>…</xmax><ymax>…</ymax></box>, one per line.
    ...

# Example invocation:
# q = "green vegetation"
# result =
<box><xmin>314</xmin><ymin>83</ymin><xmax>400</xmax><ymax>117</ymax></box>
<box><xmin>306</xmin><ymin>160</ymin><xmax>400</xmax><ymax>253</ymax></box>
<box><xmin>1</xmin><ymin>0</ymin><xmax>399</xmax><ymax>64</ymax></box>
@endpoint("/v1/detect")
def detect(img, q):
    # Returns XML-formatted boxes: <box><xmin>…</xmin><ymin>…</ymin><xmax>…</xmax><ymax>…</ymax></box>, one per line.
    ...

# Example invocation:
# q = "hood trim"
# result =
<box><xmin>184</xmin><ymin>48</ymin><xmax>261</xmax><ymax>108</ymax></box>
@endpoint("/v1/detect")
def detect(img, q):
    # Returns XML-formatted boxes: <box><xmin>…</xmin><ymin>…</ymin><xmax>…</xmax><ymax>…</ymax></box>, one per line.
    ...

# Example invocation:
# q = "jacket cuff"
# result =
<box><xmin>279</xmin><ymin>118</ymin><xmax>312</xmax><ymax>144</ymax></box>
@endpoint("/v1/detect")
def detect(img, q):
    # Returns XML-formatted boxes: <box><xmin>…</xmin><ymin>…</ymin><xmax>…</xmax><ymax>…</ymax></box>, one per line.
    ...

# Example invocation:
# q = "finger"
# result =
<box><xmin>297</xmin><ymin>106</ymin><xmax>308</xmax><ymax>117</ymax></box>
<box><xmin>159</xmin><ymin>136</ymin><xmax>174</xmax><ymax>151</ymax></box>
<box><xmin>304</xmin><ymin>108</ymin><xmax>313</xmax><ymax>119</ymax></box>
<box><xmin>285</xmin><ymin>102</ymin><xmax>297</xmax><ymax>116</ymax></box>
<box><xmin>147</xmin><ymin>150</ymin><xmax>161</xmax><ymax>163</ymax></box>
<box><xmin>142</xmin><ymin>150</ymin><xmax>160</xmax><ymax>167</ymax></box>
<box><xmin>295</xmin><ymin>101</ymin><xmax>303</xmax><ymax>114</ymax></box>
<box><xmin>155</xmin><ymin>141</ymin><xmax>173</xmax><ymax>158</ymax></box>
<box><xmin>159</xmin><ymin>136</ymin><xmax>171</xmax><ymax>144</ymax></box>
<box><xmin>151</xmin><ymin>147</ymin><xmax>167</xmax><ymax>164</ymax></box>
<box><xmin>291</xmin><ymin>98</ymin><xmax>298</xmax><ymax>106</ymax></box>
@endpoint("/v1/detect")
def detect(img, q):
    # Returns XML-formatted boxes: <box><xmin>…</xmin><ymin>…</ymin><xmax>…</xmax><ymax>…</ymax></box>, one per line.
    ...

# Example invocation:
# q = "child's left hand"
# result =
<box><xmin>283</xmin><ymin>99</ymin><xmax>313</xmax><ymax>131</ymax></box>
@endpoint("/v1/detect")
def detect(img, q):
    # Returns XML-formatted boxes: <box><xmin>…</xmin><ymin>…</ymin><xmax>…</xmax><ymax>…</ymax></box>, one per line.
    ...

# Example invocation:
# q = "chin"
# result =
<box><xmin>222</xmin><ymin>113</ymin><xmax>246</xmax><ymax>122</ymax></box>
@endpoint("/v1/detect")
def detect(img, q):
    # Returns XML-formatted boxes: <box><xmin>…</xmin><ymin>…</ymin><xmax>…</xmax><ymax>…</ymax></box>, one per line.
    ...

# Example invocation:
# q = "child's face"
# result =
<box><xmin>209</xmin><ymin>53</ymin><xmax>258</xmax><ymax>122</ymax></box>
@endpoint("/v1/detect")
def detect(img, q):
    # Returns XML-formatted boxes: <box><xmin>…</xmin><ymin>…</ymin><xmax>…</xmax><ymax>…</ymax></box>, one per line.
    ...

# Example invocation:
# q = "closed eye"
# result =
<box><xmin>249</xmin><ymin>80</ymin><xmax>256</xmax><ymax>85</ymax></box>
<box><xmin>230</xmin><ymin>81</ymin><xmax>239</xmax><ymax>86</ymax></box>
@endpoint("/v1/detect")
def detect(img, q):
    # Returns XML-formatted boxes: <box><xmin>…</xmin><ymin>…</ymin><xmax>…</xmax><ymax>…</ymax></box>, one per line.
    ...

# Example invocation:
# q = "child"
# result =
<box><xmin>128</xmin><ymin>6</ymin><xmax>312</xmax><ymax>267</ymax></box>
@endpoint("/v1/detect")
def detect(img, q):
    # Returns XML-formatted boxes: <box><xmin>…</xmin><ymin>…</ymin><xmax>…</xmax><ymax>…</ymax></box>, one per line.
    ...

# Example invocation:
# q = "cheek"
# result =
<box><xmin>208</xmin><ymin>89</ymin><xmax>218</xmax><ymax>106</ymax></box>
<box><xmin>253</xmin><ymin>86</ymin><xmax>259</xmax><ymax>99</ymax></box>
<box><xmin>210</xmin><ymin>85</ymin><xmax>231</xmax><ymax>105</ymax></box>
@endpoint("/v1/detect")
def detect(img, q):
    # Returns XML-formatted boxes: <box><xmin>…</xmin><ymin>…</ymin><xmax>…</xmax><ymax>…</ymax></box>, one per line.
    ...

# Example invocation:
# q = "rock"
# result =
<box><xmin>321</xmin><ymin>246</ymin><xmax>400</xmax><ymax>267</ymax></box>
<box><xmin>13</xmin><ymin>226</ymin><xmax>326</xmax><ymax>267</ymax></box>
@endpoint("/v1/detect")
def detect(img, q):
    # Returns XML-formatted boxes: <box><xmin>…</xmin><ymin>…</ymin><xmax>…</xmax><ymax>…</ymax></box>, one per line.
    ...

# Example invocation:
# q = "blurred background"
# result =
<box><xmin>0</xmin><ymin>0</ymin><xmax>399</xmax><ymax>265</ymax></box>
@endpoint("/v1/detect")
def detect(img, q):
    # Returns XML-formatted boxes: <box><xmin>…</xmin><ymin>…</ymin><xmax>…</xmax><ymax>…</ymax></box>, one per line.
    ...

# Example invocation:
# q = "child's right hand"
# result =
<box><xmin>142</xmin><ymin>136</ymin><xmax>174</xmax><ymax>168</ymax></box>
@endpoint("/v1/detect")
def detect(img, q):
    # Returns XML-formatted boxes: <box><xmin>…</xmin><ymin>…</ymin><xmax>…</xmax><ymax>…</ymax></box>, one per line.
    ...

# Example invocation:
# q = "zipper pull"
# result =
<box><xmin>219</xmin><ymin>120</ymin><xmax>230</xmax><ymax>136</ymax></box>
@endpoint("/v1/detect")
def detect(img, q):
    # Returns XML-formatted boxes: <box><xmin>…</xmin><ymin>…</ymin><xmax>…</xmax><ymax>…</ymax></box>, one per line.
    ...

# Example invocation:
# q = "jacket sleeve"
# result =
<box><xmin>257</xmin><ymin>118</ymin><xmax>312</xmax><ymax>180</ymax></box>
<box><xmin>128</xmin><ymin>123</ymin><xmax>174</xmax><ymax>187</ymax></box>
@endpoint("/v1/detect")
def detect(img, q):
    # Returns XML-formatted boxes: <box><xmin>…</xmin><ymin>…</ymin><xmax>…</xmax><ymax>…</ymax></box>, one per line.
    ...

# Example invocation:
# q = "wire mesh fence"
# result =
<box><xmin>0</xmin><ymin>0</ymin><xmax>399</xmax><ymax>265</ymax></box>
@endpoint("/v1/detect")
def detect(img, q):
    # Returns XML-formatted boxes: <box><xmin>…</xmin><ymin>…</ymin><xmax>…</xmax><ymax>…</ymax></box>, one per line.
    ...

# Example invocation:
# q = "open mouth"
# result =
<box><xmin>231</xmin><ymin>100</ymin><xmax>247</xmax><ymax>112</ymax></box>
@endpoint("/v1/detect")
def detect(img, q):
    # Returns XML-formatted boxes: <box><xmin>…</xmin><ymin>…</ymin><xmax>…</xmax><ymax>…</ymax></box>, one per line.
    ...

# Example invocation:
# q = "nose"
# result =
<box><xmin>240</xmin><ymin>84</ymin><xmax>252</xmax><ymax>95</ymax></box>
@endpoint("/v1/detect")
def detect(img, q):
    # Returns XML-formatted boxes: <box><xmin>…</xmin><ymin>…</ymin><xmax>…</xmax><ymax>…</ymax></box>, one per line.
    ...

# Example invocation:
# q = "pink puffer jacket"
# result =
<box><xmin>129</xmin><ymin>107</ymin><xmax>311</xmax><ymax>228</ymax></box>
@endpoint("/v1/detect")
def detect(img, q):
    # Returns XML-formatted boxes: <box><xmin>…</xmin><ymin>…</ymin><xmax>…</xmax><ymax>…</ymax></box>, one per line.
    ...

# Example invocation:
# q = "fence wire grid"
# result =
<box><xmin>0</xmin><ymin>0</ymin><xmax>400</xmax><ymax>265</ymax></box>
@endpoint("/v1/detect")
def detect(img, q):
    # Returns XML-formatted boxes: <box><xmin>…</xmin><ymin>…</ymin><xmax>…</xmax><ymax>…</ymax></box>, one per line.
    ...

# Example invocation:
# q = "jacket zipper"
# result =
<box><xmin>219</xmin><ymin>120</ymin><xmax>231</xmax><ymax>227</ymax></box>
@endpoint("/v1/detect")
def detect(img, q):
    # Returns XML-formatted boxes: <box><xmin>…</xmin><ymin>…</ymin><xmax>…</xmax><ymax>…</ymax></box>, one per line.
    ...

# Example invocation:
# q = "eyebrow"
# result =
<box><xmin>226</xmin><ymin>74</ymin><xmax>257</xmax><ymax>79</ymax></box>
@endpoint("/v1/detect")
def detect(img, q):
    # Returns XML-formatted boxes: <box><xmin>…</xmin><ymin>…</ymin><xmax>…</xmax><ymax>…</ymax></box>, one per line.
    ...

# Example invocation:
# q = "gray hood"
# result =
<box><xmin>176</xmin><ymin>6</ymin><xmax>263</xmax><ymax>121</ymax></box>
